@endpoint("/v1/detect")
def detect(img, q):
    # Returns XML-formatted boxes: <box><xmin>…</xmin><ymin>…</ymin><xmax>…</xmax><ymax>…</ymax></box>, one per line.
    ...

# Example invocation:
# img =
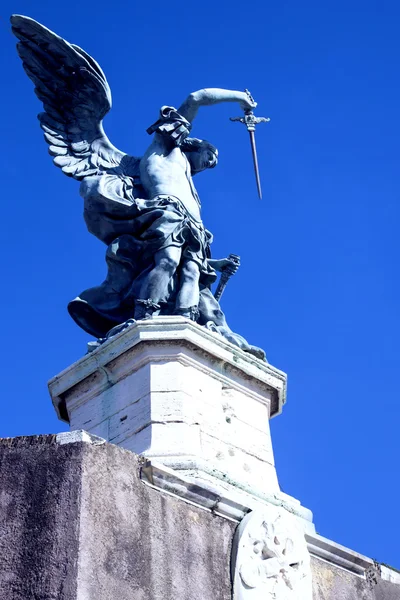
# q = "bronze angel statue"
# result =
<box><xmin>11</xmin><ymin>15</ymin><xmax>266</xmax><ymax>360</ymax></box>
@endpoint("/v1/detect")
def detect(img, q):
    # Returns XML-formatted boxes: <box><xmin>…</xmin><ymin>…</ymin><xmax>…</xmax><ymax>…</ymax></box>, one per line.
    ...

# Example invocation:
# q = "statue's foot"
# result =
<box><xmin>105</xmin><ymin>318</ymin><xmax>136</xmax><ymax>339</ymax></box>
<box><xmin>86</xmin><ymin>318</ymin><xmax>136</xmax><ymax>353</ymax></box>
<box><xmin>134</xmin><ymin>299</ymin><xmax>161</xmax><ymax>320</ymax></box>
<box><xmin>174</xmin><ymin>306</ymin><xmax>200</xmax><ymax>322</ymax></box>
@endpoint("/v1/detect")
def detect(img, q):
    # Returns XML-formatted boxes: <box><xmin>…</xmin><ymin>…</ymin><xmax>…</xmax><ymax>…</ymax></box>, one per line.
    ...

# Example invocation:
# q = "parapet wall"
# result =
<box><xmin>0</xmin><ymin>434</ymin><xmax>398</xmax><ymax>600</ymax></box>
<box><xmin>0</xmin><ymin>434</ymin><xmax>234</xmax><ymax>600</ymax></box>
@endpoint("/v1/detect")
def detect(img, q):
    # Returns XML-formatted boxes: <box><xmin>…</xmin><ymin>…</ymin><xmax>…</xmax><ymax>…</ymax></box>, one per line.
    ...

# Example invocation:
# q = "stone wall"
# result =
<box><xmin>0</xmin><ymin>435</ymin><xmax>399</xmax><ymax>600</ymax></box>
<box><xmin>0</xmin><ymin>435</ymin><xmax>81</xmax><ymax>600</ymax></box>
<box><xmin>312</xmin><ymin>558</ymin><xmax>400</xmax><ymax>600</ymax></box>
<box><xmin>0</xmin><ymin>435</ymin><xmax>235</xmax><ymax>600</ymax></box>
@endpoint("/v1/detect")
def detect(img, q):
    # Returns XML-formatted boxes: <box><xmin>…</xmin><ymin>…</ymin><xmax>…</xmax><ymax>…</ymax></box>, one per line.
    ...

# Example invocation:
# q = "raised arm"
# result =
<box><xmin>178</xmin><ymin>88</ymin><xmax>257</xmax><ymax>123</ymax></box>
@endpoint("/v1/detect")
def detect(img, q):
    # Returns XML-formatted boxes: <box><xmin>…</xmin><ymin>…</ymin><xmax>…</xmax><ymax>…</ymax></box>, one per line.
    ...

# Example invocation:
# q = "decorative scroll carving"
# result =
<box><xmin>231</xmin><ymin>507</ymin><xmax>312</xmax><ymax>600</ymax></box>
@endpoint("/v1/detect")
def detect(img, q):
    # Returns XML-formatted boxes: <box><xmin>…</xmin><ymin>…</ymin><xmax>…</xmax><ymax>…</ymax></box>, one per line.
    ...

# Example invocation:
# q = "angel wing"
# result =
<box><xmin>11</xmin><ymin>15</ymin><xmax>140</xmax><ymax>181</ymax></box>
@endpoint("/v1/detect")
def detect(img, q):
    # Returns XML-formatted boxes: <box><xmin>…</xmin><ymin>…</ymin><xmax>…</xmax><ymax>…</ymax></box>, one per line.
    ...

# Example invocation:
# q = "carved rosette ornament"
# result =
<box><xmin>231</xmin><ymin>508</ymin><xmax>312</xmax><ymax>600</ymax></box>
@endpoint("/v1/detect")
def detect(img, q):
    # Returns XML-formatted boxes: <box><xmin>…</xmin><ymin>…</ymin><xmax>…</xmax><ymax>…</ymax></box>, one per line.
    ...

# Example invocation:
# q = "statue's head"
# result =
<box><xmin>182</xmin><ymin>137</ymin><xmax>218</xmax><ymax>175</ymax></box>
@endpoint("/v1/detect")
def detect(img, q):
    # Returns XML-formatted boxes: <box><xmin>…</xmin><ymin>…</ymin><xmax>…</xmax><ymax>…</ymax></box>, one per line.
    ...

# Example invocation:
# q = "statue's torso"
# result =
<box><xmin>140</xmin><ymin>139</ymin><xmax>201</xmax><ymax>223</ymax></box>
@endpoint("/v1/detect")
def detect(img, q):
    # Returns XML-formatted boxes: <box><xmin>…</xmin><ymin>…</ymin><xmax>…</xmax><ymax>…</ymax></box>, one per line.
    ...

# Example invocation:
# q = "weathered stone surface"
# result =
<box><xmin>311</xmin><ymin>557</ymin><xmax>400</xmax><ymax>600</ymax></box>
<box><xmin>1</xmin><ymin>434</ymin><xmax>399</xmax><ymax>600</ymax></box>
<box><xmin>0</xmin><ymin>435</ymin><xmax>81</xmax><ymax>600</ymax></box>
<box><xmin>77</xmin><ymin>435</ymin><xmax>235</xmax><ymax>600</ymax></box>
<box><xmin>0</xmin><ymin>434</ymin><xmax>235</xmax><ymax>600</ymax></box>
<box><xmin>375</xmin><ymin>579</ymin><xmax>400</xmax><ymax>600</ymax></box>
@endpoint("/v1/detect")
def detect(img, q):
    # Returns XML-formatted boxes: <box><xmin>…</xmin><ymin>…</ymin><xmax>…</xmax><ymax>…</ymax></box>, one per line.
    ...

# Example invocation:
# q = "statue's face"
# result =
<box><xmin>189</xmin><ymin>149</ymin><xmax>218</xmax><ymax>174</ymax></box>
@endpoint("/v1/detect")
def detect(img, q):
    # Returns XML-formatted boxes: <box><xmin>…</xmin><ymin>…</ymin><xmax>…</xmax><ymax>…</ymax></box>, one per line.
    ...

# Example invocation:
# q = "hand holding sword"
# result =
<box><xmin>230</xmin><ymin>89</ymin><xmax>270</xmax><ymax>199</ymax></box>
<box><xmin>212</xmin><ymin>254</ymin><xmax>241</xmax><ymax>301</ymax></box>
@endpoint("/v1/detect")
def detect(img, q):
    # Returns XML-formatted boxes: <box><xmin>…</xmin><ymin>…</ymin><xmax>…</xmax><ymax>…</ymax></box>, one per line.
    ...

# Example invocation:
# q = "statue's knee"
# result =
<box><xmin>157</xmin><ymin>255</ymin><xmax>179</xmax><ymax>274</ymax></box>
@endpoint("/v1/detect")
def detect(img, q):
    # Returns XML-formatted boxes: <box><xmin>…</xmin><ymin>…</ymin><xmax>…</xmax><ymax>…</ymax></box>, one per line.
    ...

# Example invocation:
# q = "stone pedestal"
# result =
<box><xmin>49</xmin><ymin>317</ymin><xmax>287</xmax><ymax>500</ymax></box>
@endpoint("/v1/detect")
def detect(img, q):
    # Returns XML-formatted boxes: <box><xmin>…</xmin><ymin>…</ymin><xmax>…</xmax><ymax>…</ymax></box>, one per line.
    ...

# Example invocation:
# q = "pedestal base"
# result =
<box><xmin>49</xmin><ymin>317</ymin><xmax>286</xmax><ymax>500</ymax></box>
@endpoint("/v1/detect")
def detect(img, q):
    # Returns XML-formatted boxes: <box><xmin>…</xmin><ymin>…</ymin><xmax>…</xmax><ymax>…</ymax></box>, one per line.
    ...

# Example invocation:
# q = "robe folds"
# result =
<box><xmin>68</xmin><ymin>173</ymin><xmax>265</xmax><ymax>359</ymax></box>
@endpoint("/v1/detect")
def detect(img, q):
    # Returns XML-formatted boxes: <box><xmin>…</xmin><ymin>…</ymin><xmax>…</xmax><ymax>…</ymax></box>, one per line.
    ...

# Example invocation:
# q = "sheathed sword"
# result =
<box><xmin>214</xmin><ymin>254</ymin><xmax>240</xmax><ymax>301</ymax></box>
<box><xmin>230</xmin><ymin>89</ymin><xmax>270</xmax><ymax>199</ymax></box>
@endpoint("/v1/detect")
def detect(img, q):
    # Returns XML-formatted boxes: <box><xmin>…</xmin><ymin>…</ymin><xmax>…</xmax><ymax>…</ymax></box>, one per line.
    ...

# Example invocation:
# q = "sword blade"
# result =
<box><xmin>249</xmin><ymin>130</ymin><xmax>263</xmax><ymax>199</ymax></box>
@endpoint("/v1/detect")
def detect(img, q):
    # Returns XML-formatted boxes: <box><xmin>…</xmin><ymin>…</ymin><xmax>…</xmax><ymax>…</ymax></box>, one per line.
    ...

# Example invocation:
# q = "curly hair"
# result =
<box><xmin>180</xmin><ymin>137</ymin><xmax>218</xmax><ymax>175</ymax></box>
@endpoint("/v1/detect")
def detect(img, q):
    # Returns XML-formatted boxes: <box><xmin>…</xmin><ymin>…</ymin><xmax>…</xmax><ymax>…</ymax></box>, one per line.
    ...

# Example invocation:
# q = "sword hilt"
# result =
<box><xmin>229</xmin><ymin>112</ymin><xmax>270</xmax><ymax>132</ymax></box>
<box><xmin>230</xmin><ymin>89</ymin><xmax>270</xmax><ymax>131</ymax></box>
<box><xmin>214</xmin><ymin>254</ymin><xmax>240</xmax><ymax>302</ymax></box>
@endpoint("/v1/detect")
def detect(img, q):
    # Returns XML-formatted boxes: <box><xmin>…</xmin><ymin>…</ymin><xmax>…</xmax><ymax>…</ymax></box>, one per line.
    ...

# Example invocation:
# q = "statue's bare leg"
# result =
<box><xmin>174</xmin><ymin>260</ymin><xmax>200</xmax><ymax>320</ymax></box>
<box><xmin>135</xmin><ymin>246</ymin><xmax>181</xmax><ymax>318</ymax></box>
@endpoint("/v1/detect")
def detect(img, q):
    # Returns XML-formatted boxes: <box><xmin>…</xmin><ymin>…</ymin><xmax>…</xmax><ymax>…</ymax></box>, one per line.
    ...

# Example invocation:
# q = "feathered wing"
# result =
<box><xmin>11</xmin><ymin>15</ymin><xmax>140</xmax><ymax>180</ymax></box>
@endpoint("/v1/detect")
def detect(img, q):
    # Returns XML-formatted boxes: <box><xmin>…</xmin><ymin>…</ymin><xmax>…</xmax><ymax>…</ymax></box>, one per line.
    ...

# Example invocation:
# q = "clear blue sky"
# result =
<box><xmin>1</xmin><ymin>0</ymin><xmax>399</xmax><ymax>567</ymax></box>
